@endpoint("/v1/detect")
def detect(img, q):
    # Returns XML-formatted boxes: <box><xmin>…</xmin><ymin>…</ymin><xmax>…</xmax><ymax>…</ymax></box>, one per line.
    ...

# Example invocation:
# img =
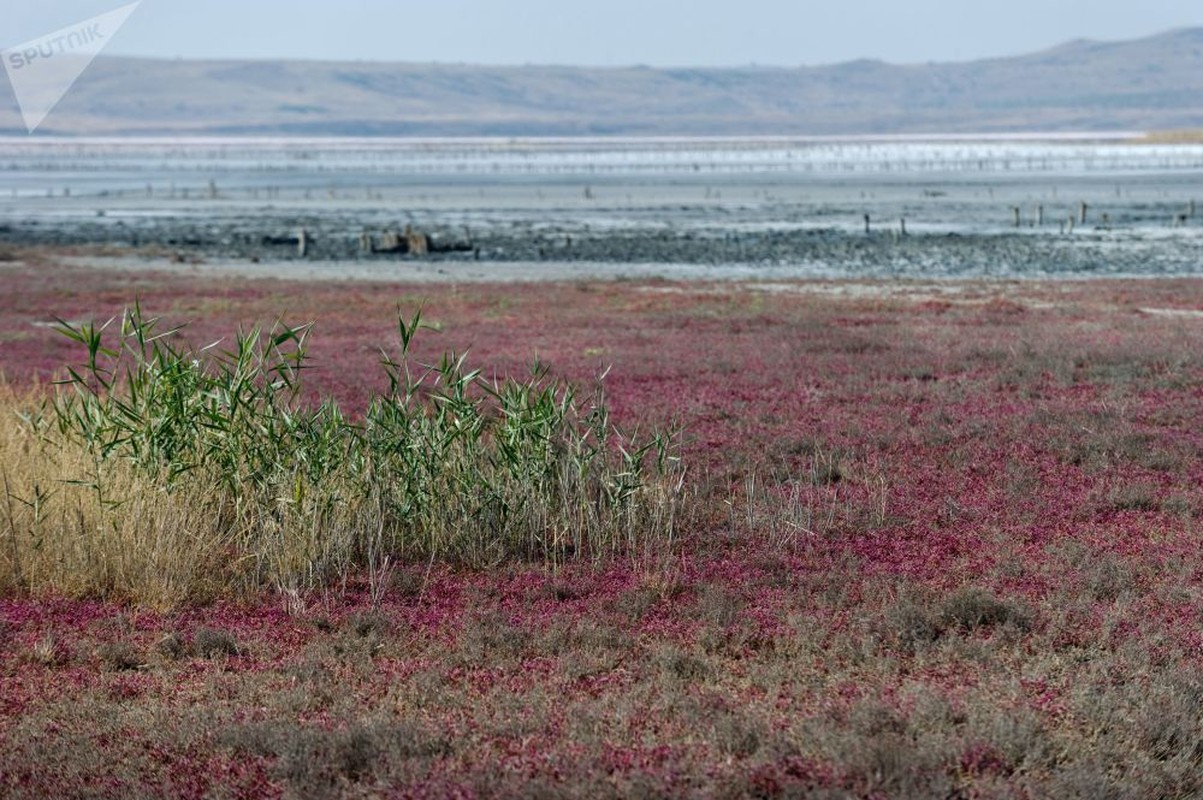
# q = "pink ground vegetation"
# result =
<box><xmin>5</xmin><ymin>256</ymin><xmax>1203</xmax><ymax>795</ymax></box>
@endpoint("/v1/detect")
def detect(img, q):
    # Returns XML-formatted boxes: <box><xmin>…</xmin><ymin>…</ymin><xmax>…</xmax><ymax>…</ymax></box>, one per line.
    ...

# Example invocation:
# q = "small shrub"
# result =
<box><xmin>965</xmin><ymin>705</ymin><xmax>1055</xmax><ymax>775</ymax></box>
<box><xmin>810</xmin><ymin>447</ymin><xmax>853</xmax><ymax>486</ymax></box>
<box><xmin>390</xmin><ymin>569</ymin><xmax>426</xmax><ymax>599</ymax></box>
<box><xmin>840</xmin><ymin>733</ymin><xmax>956</xmax><ymax>798</ymax></box>
<box><xmin>222</xmin><ymin>720</ymin><xmax>451</xmax><ymax>795</ymax></box>
<box><xmin>882</xmin><ymin>595</ymin><xmax>941</xmax><ymax>651</ymax></box>
<box><xmin>697</xmin><ymin>584</ymin><xmax>742</xmax><ymax>628</ymax></box>
<box><xmin>617</xmin><ymin>571</ymin><xmax>688</xmax><ymax>624</ymax></box>
<box><xmin>543</xmin><ymin>576</ymin><xmax>585</xmax><ymax>602</ymax></box>
<box><xmin>1162</xmin><ymin>493</ymin><xmax>1194</xmax><ymax>519</ymax></box>
<box><xmin>29</xmin><ymin>633</ymin><xmax>69</xmax><ymax>667</ymax></box>
<box><xmin>1084</xmin><ymin>555</ymin><xmax>1135</xmax><ymax>602</ymax></box>
<box><xmin>155</xmin><ymin>631</ymin><xmax>190</xmax><ymax>659</ymax></box>
<box><xmin>542</xmin><ymin>617</ymin><xmax>632</xmax><ymax>660</ymax></box>
<box><xmin>457</xmin><ymin>612</ymin><xmax>531</xmax><ymax>665</ymax></box>
<box><xmin>350</xmin><ymin>612</ymin><xmax>391</xmax><ymax>639</ymax></box>
<box><xmin>1106</xmin><ymin>483</ymin><xmax>1160</xmax><ymax>512</ymax></box>
<box><xmin>310</xmin><ymin>617</ymin><xmax>335</xmax><ymax>633</ymax></box>
<box><xmin>880</xmin><ymin>588</ymin><xmax>1032</xmax><ymax>650</ymax></box>
<box><xmin>616</xmin><ymin>585</ymin><xmax>658</xmax><ymax>623</ymax></box>
<box><xmin>97</xmin><ymin>640</ymin><xmax>143</xmax><ymax>671</ymax></box>
<box><xmin>713</xmin><ymin>713</ymin><xmax>763</xmax><ymax>758</ymax></box>
<box><xmin>194</xmin><ymin>627</ymin><xmax>239</xmax><ymax>658</ymax></box>
<box><xmin>938</xmin><ymin>588</ymin><xmax>1032</xmax><ymax>633</ymax></box>
<box><xmin>848</xmin><ymin>700</ymin><xmax>909</xmax><ymax>738</ymax></box>
<box><xmin>656</xmin><ymin>646</ymin><xmax>713</xmax><ymax>682</ymax></box>
<box><xmin>283</xmin><ymin>659</ymin><xmax>330</xmax><ymax>686</ymax></box>
<box><xmin>958</xmin><ymin>741</ymin><xmax>1013</xmax><ymax>777</ymax></box>
<box><xmin>1132</xmin><ymin>675</ymin><xmax>1203</xmax><ymax>762</ymax></box>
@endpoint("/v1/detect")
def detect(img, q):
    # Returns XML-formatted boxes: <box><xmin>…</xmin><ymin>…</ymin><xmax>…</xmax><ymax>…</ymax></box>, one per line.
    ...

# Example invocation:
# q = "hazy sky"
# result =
<box><xmin>5</xmin><ymin>0</ymin><xmax>1203</xmax><ymax>67</ymax></box>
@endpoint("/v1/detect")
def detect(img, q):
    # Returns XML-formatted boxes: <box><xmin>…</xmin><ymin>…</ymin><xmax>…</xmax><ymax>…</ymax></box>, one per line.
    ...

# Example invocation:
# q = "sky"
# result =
<box><xmin>4</xmin><ymin>0</ymin><xmax>1203</xmax><ymax>67</ymax></box>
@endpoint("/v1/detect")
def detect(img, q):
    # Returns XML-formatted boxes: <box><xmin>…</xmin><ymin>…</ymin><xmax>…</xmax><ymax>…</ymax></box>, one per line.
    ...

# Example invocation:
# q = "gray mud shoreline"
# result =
<box><xmin>4</xmin><ymin>215</ymin><xmax>1203</xmax><ymax>281</ymax></box>
<box><xmin>3</xmin><ymin>144</ymin><xmax>1203</xmax><ymax>281</ymax></box>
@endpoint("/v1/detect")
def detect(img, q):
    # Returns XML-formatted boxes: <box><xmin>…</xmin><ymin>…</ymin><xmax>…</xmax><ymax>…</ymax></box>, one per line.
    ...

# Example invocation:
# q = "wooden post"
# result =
<box><xmin>1012</xmin><ymin>206</ymin><xmax>1021</xmax><ymax>227</ymax></box>
<box><xmin>379</xmin><ymin>231</ymin><xmax>401</xmax><ymax>252</ymax></box>
<box><xmin>404</xmin><ymin>225</ymin><xmax>428</xmax><ymax>256</ymax></box>
<box><xmin>1079</xmin><ymin>201</ymin><xmax>1088</xmax><ymax>225</ymax></box>
<box><xmin>863</xmin><ymin>213</ymin><xmax>871</xmax><ymax>235</ymax></box>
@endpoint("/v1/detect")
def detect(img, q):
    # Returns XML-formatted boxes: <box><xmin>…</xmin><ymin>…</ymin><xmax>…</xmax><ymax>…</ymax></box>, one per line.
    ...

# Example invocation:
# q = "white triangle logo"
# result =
<box><xmin>2</xmin><ymin>2</ymin><xmax>140</xmax><ymax>133</ymax></box>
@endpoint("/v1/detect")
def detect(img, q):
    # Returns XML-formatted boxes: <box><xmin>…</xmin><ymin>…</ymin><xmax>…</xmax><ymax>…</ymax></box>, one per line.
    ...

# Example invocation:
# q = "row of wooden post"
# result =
<box><xmin>1010</xmin><ymin>200</ymin><xmax>1196</xmax><ymax>230</ymax></box>
<box><xmin>292</xmin><ymin>226</ymin><xmax>434</xmax><ymax>257</ymax></box>
<box><xmin>863</xmin><ymin>214</ymin><xmax>908</xmax><ymax>236</ymax></box>
<box><xmin>860</xmin><ymin>199</ymin><xmax>1197</xmax><ymax>237</ymax></box>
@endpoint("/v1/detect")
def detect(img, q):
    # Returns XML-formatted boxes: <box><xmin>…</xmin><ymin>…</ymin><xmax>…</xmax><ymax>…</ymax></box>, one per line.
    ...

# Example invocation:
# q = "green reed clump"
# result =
<box><xmin>14</xmin><ymin>304</ymin><xmax>680</xmax><ymax>600</ymax></box>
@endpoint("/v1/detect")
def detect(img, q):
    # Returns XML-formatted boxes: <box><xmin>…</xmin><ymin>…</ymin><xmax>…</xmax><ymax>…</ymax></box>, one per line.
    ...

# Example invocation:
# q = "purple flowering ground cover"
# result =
<box><xmin>4</xmin><ymin>249</ymin><xmax>1203</xmax><ymax>797</ymax></box>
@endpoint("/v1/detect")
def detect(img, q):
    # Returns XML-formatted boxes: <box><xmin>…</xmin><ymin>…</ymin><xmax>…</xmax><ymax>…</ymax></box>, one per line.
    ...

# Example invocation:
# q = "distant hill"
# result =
<box><xmin>4</xmin><ymin>28</ymin><xmax>1203</xmax><ymax>136</ymax></box>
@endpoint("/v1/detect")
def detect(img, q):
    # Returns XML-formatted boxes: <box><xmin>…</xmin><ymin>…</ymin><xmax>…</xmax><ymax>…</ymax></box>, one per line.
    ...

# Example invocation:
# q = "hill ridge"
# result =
<box><xmin>3</xmin><ymin>27</ymin><xmax>1201</xmax><ymax>136</ymax></box>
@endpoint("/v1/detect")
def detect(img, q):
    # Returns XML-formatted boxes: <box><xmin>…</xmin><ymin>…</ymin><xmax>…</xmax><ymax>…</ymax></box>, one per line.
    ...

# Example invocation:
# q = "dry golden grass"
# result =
<box><xmin>0</xmin><ymin>379</ymin><xmax>418</xmax><ymax>607</ymax></box>
<box><xmin>1139</xmin><ymin>129</ymin><xmax>1203</xmax><ymax>144</ymax></box>
<box><xmin>0</xmin><ymin>387</ymin><xmax>238</xmax><ymax>606</ymax></box>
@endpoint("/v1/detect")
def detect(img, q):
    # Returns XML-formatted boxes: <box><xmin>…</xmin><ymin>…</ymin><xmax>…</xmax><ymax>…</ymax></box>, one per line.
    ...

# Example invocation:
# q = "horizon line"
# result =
<box><xmin>89</xmin><ymin>24</ymin><xmax>1202</xmax><ymax>72</ymax></box>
